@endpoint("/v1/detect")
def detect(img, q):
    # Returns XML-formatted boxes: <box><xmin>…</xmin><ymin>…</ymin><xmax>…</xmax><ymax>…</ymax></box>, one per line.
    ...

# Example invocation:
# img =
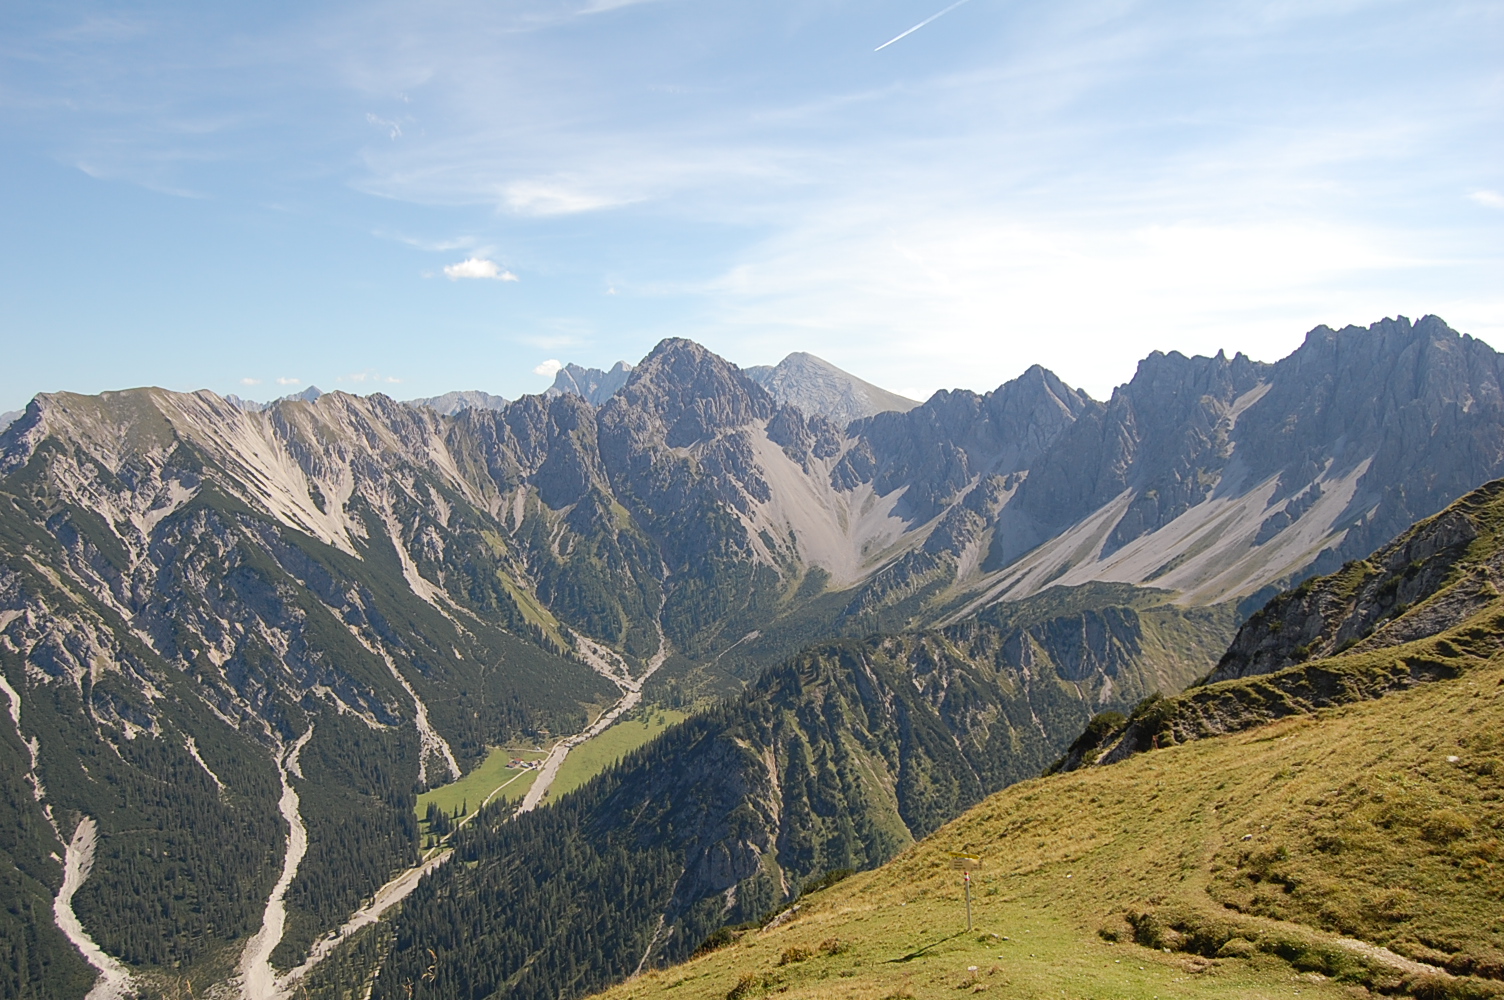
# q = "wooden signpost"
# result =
<box><xmin>949</xmin><ymin>852</ymin><xmax>981</xmax><ymax>931</ymax></box>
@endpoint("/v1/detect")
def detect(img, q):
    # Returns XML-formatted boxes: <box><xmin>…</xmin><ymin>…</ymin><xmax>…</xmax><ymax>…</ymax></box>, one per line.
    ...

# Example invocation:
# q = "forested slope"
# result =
<box><xmin>371</xmin><ymin>585</ymin><xmax>1237</xmax><ymax>1000</ymax></box>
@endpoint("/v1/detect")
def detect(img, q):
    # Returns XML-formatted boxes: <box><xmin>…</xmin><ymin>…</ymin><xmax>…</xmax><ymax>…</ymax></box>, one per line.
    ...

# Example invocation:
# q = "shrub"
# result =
<box><xmin>694</xmin><ymin>927</ymin><xmax>736</xmax><ymax>956</ymax></box>
<box><xmin>778</xmin><ymin>946</ymin><xmax>813</xmax><ymax>966</ymax></box>
<box><xmin>727</xmin><ymin>973</ymin><xmax>762</xmax><ymax>1000</ymax></box>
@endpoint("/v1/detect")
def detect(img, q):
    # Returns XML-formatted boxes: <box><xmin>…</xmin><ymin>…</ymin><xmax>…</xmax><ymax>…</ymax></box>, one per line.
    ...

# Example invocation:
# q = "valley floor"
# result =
<box><xmin>596</xmin><ymin>657</ymin><xmax>1504</xmax><ymax>1000</ymax></box>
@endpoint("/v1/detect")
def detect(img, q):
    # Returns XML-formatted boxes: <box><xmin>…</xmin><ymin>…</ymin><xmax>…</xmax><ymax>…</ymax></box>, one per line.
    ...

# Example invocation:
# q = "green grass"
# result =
<box><xmin>417</xmin><ymin>745</ymin><xmax>548</xmax><ymax>830</ymax></box>
<box><xmin>545</xmin><ymin>708</ymin><xmax>688</xmax><ymax>801</ymax></box>
<box><xmin>594</xmin><ymin>659</ymin><xmax>1504</xmax><ymax>1000</ymax></box>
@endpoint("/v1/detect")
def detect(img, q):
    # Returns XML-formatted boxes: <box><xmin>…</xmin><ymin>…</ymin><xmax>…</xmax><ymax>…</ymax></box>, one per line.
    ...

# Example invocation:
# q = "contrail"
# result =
<box><xmin>874</xmin><ymin>0</ymin><xmax>976</xmax><ymax>51</ymax></box>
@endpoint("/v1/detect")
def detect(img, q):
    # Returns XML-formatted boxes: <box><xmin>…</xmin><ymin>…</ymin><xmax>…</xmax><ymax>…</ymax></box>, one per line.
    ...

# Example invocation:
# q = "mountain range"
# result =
<box><xmin>404</xmin><ymin>390</ymin><xmax>510</xmax><ymax>416</ymax></box>
<box><xmin>4</xmin><ymin>314</ymin><xmax>1504</xmax><ymax>999</ymax></box>
<box><xmin>539</xmin><ymin>351</ymin><xmax>921</xmax><ymax>428</ymax></box>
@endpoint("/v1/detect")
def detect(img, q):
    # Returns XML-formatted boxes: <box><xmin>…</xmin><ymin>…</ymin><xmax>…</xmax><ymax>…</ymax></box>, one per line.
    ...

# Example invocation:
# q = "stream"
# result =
<box><xmin>53</xmin><ymin>817</ymin><xmax>135</xmax><ymax>1000</ymax></box>
<box><xmin>238</xmin><ymin>726</ymin><xmax>314</xmax><ymax>1000</ymax></box>
<box><xmin>518</xmin><ymin>613</ymin><xmax>669</xmax><ymax>814</ymax></box>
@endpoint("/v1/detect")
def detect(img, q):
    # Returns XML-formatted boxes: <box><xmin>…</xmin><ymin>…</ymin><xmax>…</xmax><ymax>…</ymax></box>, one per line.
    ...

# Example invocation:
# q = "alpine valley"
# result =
<box><xmin>5</xmin><ymin>314</ymin><xmax>1504</xmax><ymax>1000</ymax></box>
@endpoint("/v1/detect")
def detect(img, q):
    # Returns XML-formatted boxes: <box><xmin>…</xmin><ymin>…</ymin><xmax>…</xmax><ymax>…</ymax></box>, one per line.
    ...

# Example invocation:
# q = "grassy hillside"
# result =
<box><xmin>593</xmin><ymin>652</ymin><xmax>1504</xmax><ymax>1000</ymax></box>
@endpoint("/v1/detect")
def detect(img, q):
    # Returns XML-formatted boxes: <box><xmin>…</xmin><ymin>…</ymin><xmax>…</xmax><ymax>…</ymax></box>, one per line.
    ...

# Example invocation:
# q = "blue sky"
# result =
<box><xmin>1</xmin><ymin>0</ymin><xmax>1500</xmax><ymax>412</ymax></box>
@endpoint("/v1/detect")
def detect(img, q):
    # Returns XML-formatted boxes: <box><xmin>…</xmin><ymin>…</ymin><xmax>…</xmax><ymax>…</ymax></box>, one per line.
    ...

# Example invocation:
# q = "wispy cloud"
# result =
<box><xmin>276</xmin><ymin>376</ymin><xmax>302</xmax><ymax>385</ymax></box>
<box><xmin>578</xmin><ymin>0</ymin><xmax>662</xmax><ymax>13</ymax></box>
<box><xmin>378</xmin><ymin>231</ymin><xmax>486</xmax><ymax>253</ymax></box>
<box><xmin>1472</xmin><ymin>190</ymin><xmax>1504</xmax><ymax>210</ymax></box>
<box><xmin>688</xmin><ymin>191</ymin><xmax>1429</xmax><ymax>398</ymax></box>
<box><xmin>503</xmin><ymin>180</ymin><xmax>630</xmax><ymax>216</ymax></box>
<box><xmin>239</xmin><ymin>377</ymin><xmax>261</xmax><ymax>385</ymax></box>
<box><xmin>339</xmin><ymin>370</ymin><xmax>402</xmax><ymax>384</ymax></box>
<box><xmin>366</xmin><ymin>112</ymin><xmax>404</xmax><ymax>140</ymax></box>
<box><xmin>444</xmin><ymin>257</ymin><xmax>518</xmax><ymax>280</ymax></box>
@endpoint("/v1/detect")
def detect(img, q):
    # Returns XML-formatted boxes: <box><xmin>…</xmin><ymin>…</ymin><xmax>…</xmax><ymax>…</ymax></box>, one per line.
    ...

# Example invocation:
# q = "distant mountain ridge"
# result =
<box><xmin>545</xmin><ymin>360</ymin><xmax>634</xmax><ymax>405</ymax></box>
<box><xmin>744</xmin><ymin>351</ymin><xmax>920</xmax><ymax>426</ymax></box>
<box><xmin>403</xmin><ymin>388</ymin><xmax>509</xmax><ymax>415</ymax></box>
<box><xmin>224</xmin><ymin>384</ymin><xmax>324</xmax><ymax>410</ymax></box>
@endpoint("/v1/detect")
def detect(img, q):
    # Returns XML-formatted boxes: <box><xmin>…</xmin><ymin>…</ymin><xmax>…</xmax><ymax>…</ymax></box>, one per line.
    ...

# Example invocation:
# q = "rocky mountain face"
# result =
<box><xmin>371</xmin><ymin>584</ymin><xmax>1238</xmax><ymax>1000</ymax></box>
<box><xmin>0</xmin><ymin>410</ymin><xmax>18</xmax><ymax>432</ymax></box>
<box><xmin>922</xmin><ymin>315</ymin><xmax>1504</xmax><ymax>618</ymax></box>
<box><xmin>545</xmin><ymin>361</ymin><xmax>634</xmax><ymax>405</ymax></box>
<box><xmin>403</xmin><ymin>389</ymin><xmax>508</xmax><ymax>415</ymax></box>
<box><xmin>744</xmin><ymin>352</ymin><xmax>920</xmax><ymax>427</ymax></box>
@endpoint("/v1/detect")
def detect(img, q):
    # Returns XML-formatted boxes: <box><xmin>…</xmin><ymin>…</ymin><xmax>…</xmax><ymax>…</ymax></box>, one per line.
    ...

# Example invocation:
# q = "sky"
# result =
<box><xmin>0</xmin><ymin>0</ymin><xmax>1500</xmax><ymax>413</ymax></box>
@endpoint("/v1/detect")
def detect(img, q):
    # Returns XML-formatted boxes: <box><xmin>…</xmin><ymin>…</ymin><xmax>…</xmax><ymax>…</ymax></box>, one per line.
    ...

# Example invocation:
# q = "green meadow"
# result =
<box><xmin>417</xmin><ymin>744</ymin><xmax>548</xmax><ymax>832</ymax></box>
<box><xmin>546</xmin><ymin>708</ymin><xmax>688</xmax><ymax>802</ymax></box>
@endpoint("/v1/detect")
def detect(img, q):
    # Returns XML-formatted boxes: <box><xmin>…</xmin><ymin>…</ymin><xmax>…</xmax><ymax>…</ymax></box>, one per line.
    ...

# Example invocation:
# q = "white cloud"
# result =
<box><xmin>240</xmin><ymin>377</ymin><xmax>261</xmax><ymax>385</ymax></box>
<box><xmin>443</xmin><ymin>257</ymin><xmax>519</xmax><ymax>281</ymax></box>
<box><xmin>503</xmin><ymin>181</ymin><xmax>626</xmax><ymax>216</ymax></box>
<box><xmin>533</xmin><ymin>359</ymin><xmax>563</xmax><ymax>377</ymax></box>
<box><xmin>1471</xmin><ymin>190</ymin><xmax>1504</xmax><ymax>209</ymax></box>
<box><xmin>276</xmin><ymin>376</ymin><xmax>301</xmax><ymax>385</ymax></box>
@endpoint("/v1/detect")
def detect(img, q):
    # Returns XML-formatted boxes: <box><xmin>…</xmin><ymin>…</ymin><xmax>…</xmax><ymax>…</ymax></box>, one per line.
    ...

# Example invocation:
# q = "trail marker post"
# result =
<box><xmin>948</xmin><ymin>852</ymin><xmax>981</xmax><ymax>931</ymax></box>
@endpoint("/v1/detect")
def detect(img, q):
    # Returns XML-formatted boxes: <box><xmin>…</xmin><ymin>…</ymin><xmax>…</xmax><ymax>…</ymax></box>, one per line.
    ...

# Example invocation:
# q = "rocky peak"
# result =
<box><xmin>1003</xmin><ymin>346</ymin><xmax>1273</xmax><ymax>554</ymax></box>
<box><xmin>605</xmin><ymin>338</ymin><xmax>775</xmax><ymax>448</ymax></box>
<box><xmin>226</xmin><ymin>385</ymin><xmax>324</xmax><ymax>412</ymax></box>
<box><xmin>545</xmin><ymin>361</ymin><xmax>634</xmax><ymax>406</ymax></box>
